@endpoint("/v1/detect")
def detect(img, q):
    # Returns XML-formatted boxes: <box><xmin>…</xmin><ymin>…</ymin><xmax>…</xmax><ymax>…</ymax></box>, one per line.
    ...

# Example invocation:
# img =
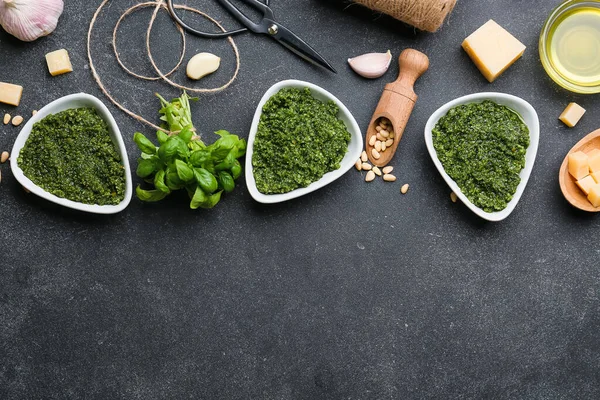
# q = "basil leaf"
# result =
<box><xmin>156</xmin><ymin>130</ymin><xmax>169</xmax><ymax>145</ymax></box>
<box><xmin>190</xmin><ymin>186</ymin><xmax>208</xmax><ymax>209</ymax></box>
<box><xmin>175</xmin><ymin>159</ymin><xmax>194</xmax><ymax>182</ymax></box>
<box><xmin>194</xmin><ymin>168</ymin><xmax>218</xmax><ymax>193</ymax></box>
<box><xmin>158</xmin><ymin>136</ymin><xmax>180</xmax><ymax>163</ymax></box>
<box><xmin>134</xmin><ymin>132</ymin><xmax>157</xmax><ymax>155</ymax></box>
<box><xmin>202</xmin><ymin>190</ymin><xmax>223</xmax><ymax>209</ymax></box>
<box><xmin>136</xmin><ymin>156</ymin><xmax>160</xmax><ymax>178</ymax></box>
<box><xmin>233</xmin><ymin>139</ymin><xmax>247</xmax><ymax>158</ymax></box>
<box><xmin>190</xmin><ymin>150</ymin><xmax>210</xmax><ymax>167</ymax></box>
<box><xmin>154</xmin><ymin>169</ymin><xmax>170</xmax><ymax>194</ymax></box>
<box><xmin>136</xmin><ymin>186</ymin><xmax>168</xmax><ymax>202</ymax></box>
<box><xmin>218</xmin><ymin>171</ymin><xmax>235</xmax><ymax>193</ymax></box>
<box><xmin>179</xmin><ymin>126</ymin><xmax>193</xmax><ymax>144</ymax></box>
<box><xmin>165</xmin><ymin>164</ymin><xmax>183</xmax><ymax>190</ymax></box>
<box><xmin>230</xmin><ymin>160</ymin><xmax>242</xmax><ymax>179</ymax></box>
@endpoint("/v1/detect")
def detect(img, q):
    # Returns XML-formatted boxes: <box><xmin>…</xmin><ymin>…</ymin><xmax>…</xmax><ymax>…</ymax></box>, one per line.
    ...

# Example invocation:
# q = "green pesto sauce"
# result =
<box><xmin>18</xmin><ymin>108</ymin><xmax>126</xmax><ymax>205</ymax></box>
<box><xmin>252</xmin><ymin>87</ymin><xmax>351</xmax><ymax>194</ymax></box>
<box><xmin>432</xmin><ymin>100</ymin><xmax>529</xmax><ymax>213</ymax></box>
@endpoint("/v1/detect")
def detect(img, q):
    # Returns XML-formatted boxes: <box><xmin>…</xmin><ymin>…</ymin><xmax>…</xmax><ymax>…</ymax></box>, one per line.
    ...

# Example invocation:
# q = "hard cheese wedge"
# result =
<box><xmin>568</xmin><ymin>151</ymin><xmax>590</xmax><ymax>180</ymax></box>
<box><xmin>592</xmin><ymin>171</ymin><xmax>600</xmax><ymax>184</ymax></box>
<box><xmin>0</xmin><ymin>82</ymin><xmax>23</xmax><ymax>106</ymax></box>
<box><xmin>45</xmin><ymin>49</ymin><xmax>73</xmax><ymax>77</ymax></box>
<box><xmin>587</xmin><ymin>148</ymin><xmax>600</xmax><ymax>172</ymax></box>
<box><xmin>462</xmin><ymin>20</ymin><xmax>526</xmax><ymax>83</ymax></box>
<box><xmin>576</xmin><ymin>175</ymin><xmax>597</xmax><ymax>195</ymax></box>
<box><xmin>588</xmin><ymin>184</ymin><xmax>600</xmax><ymax>208</ymax></box>
<box><xmin>559</xmin><ymin>102</ymin><xmax>586</xmax><ymax>128</ymax></box>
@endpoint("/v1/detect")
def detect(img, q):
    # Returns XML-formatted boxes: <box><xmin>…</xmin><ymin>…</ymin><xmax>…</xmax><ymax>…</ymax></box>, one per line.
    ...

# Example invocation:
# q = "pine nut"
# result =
<box><xmin>400</xmin><ymin>183</ymin><xmax>409</xmax><ymax>192</ymax></box>
<box><xmin>382</xmin><ymin>166</ymin><xmax>393</xmax><ymax>174</ymax></box>
<box><xmin>0</xmin><ymin>151</ymin><xmax>8</xmax><ymax>163</ymax></box>
<box><xmin>389</xmin><ymin>132</ymin><xmax>395</xmax><ymax>139</ymax></box>
<box><xmin>369</xmin><ymin>135</ymin><xmax>376</xmax><ymax>146</ymax></box>
<box><xmin>365</xmin><ymin>171</ymin><xmax>376</xmax><ymax>182</ymax></box>
<box><xmin>355</xmin><ymin>159</ymin><xmax>362</xmax><ymax>171</ymax></box>
<box><xmin>361</xmin><ymin>150</ymin><xmax>368</xmax><ymax>162</ymax></box>
<box><xmin>375</xmin><ymin>140</ymin><xmax>382</xmax><ymax>152</ymax></box>
<box><xmin>372</xmin><ymin>166</ymin><xmax>382</xmax><ymax>176</ymax></box>
<box><xmin>385</xmin><ymin>139</ymin><xmax>393</xmax><ymax>147</ymax></box>
<box><xmin>3</xmin><ymin>114</ymin><xmax>10</xmax><ymax>124</ymax></box>
<box><xmin>376</xmin><ymin>132</ymin><xmax>384</xmax><ymax>141</ymax></box>
<box><xmin>371</xmin><ymin>149</ymin><xmax>381</xmax><ymax>159</ymax></box>
<box><xmin>361</xmin><ymin>163</ymin><xmax>372</xmax><ymax>170</ymax></box>
<box><xmin>12</xmin><ymin>115</ymin><xmax>23</xmax><ymax>126</ymax></box>
<box><xmin>380</xmin><ymin>130</ymin><xmax>389</xmax><ymax>139</ymax></box>
<box><xmin>450</xmin><ymin>192</ymin><xmax>458</xmax><ymax>203</ymax></box>
<box><xmin>384</xmin><ymin>174</ymin><xmax>397</xmax><ymax>182</ymax></box>
<box><xmin>376</xmin><ymin>125</ymin><xmax>382</xmax><ymax>132</ymax></box>
<box><xmin>381</xmin><ymin>142</ymin><xmax>387</xmax><ymax>152</ymax></box>
<box><xmin>32</xmin><ymin>110</ymin><xmax>38</xmax><ymax>116</ymax></box>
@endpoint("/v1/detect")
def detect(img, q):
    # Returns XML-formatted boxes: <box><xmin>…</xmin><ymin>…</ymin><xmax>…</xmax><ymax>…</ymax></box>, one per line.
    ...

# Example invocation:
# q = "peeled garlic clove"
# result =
<box><xmin>186</xmin><ymin>52</ymin><xmax>221</xmax><ymax>80</ymax></box>
<box><xmin>0</xmin><ymin>0</ymin><xmax>64</xmax><ymax>42</ymax></box>
<box><xmin>348</xmin><ymin>50</ymin><xmax>392</xmax><ymax>79</ymax></box>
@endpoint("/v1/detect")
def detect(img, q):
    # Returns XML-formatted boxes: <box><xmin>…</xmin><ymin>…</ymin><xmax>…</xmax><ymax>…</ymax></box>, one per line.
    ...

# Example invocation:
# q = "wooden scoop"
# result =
<box><xmin>366</xmin><ymin>49</ymin><xmax>429</xmax><ymax>167</ymax></box>
<box><xmin>559</xmin><ymin>128</ymin><xmax>600</xmax><ymax>212</ymax></box>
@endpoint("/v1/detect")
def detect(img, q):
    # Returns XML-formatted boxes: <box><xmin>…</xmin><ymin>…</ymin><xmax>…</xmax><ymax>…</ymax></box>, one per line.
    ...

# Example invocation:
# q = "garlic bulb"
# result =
<box><xmin>348</xmin><ymin>50</ymin><xmax>393</xmax><ymax>79</ymax></box>
<box><xmin>0</xmin><ymin>0</ymin><xmax>64</xmax><ymax>42</ymax></box>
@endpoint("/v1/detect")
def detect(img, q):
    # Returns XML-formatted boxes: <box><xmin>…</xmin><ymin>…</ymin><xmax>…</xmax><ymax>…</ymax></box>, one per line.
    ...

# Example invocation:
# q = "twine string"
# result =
<box><xmin>354</xmin><ymin>0</ymin><xmax>457</xmax><ymax>32</ymax></box>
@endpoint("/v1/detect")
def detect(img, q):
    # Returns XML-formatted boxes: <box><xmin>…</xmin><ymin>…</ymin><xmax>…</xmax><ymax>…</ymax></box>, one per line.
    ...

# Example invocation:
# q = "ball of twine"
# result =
<box><xmin>354</xmin><ymin>0</ymin><xmax>457</xmax><ymax>32</ymax></box>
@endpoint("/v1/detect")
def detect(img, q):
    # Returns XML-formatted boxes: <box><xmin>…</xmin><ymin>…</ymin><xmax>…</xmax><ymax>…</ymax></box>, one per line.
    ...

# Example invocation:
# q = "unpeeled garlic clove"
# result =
<box><xmin>186</xmin><ymin>52</ymin><xmax>221</xmax><ymax>80</ymax></box>
<box><xmin>0</xmin><ymin>0</ymin><xmax>64</xmax><ymax>42</ymax></box>
<box><xmin>348</xmin><ymin>50</ymin><xmax>392</xmax><ymax>79</ymax></box>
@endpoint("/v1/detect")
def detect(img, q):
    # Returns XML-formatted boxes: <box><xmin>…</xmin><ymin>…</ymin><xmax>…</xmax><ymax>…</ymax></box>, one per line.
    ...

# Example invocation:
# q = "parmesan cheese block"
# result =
<box><xmin>0</xmin><ymin>82</ymin><xmax>23</xmax><ymax>106</ymax></box>
<box><xmin>587</xmin><ymin>148</ymin><xmax>600</xmax><ymax>172</ymax></box>
<box><xmin>568</xmin><ymin>151</ymin><xmax>590</xmax><ymax>180</ymax></box>
<box><xmin>588</xmin><ymin>184</ymin><xmax>600</xmax><ymax>208</ymax></box>
<box><xmin>576</xmin><ymin>175</ymin><xmax>597</xmax><ymax>195</ymax></box>
<box><xmin>45</xmin><ymin>49</ymin><xmax>73</xmax><ymax>77</ymax></box>
<box><xmin>591</xmin><ymin>171</ymin><xmax>600</xmax><ymax>184</ymax></box>
<box><xmin>462</xmin><ymin>20</ymin><xmax>526</xmax><ymax>83</ymax></box>
<box><xmin>559</xmin><ymin>103</ymin><xmax>586</xmax><ymax>128</ymax></box>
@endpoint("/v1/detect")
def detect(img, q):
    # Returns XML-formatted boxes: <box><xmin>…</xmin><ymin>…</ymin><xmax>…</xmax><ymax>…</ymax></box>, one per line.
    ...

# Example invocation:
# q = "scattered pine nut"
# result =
<box><xmin>381</xmin><ymin>142</ymin><xmax>387</xmax><ymax>152</ymax></box>
<box><xmin>375</xmin><ymin>140</ymin><xmax>382</xmax><ymax>152</ymax></box>
<box><xmin>361</xmin><ymin>163</ymin><xmax>372</xmax><ymax>171</ymax></box>
<box><xmin>450</xmin><ymin>192</ymin><xmax>458</xmax><ymax>203</ymax></box>
<box><xmin>3</xmin><ymin>113</ymin><xmax>10</xmax><ymax>124</ymax></box>
<box><xmin>371</xmin><ymin>149</ymin><xmax>381</xmax><ymax>159</ymax></box>
<box><xmin>376</xmin><ymin>125</ymin><xmax>382</xmax><ymax>132</ymax></box>
<box><xmin>385</xmin><ymin>139</ymin><xmax>393</xmax><ymax>147</ymax></box>
<box><xmin>0</xmin><ymin>151</ymin><xmax>8</xmax><ymax>163</ymax></box>
<box><xmin>380</xmin><ymin>130</ymin><xmax>389</xmax><ymax>138</ymax></box>
<box><xmin>11</xmin><ymin>115</ymin><xmax>23</xmax><ymax>126</ymax></box>
<box><xmin>382</xmin><ymin>166</ymin><xmax>393</xmax><ymax>174</ymax></box>
<box><xmin>376</xmin><ymin>132</ymin><xmax>384</xmax><ymax>141</ymax></box>
<box><xmin>372</xmin><ymin>166</ymin><xmax>382</xmax><ymax>176</ymax></box>
<box><xmin>32</xmin><ymin>110</ymin><xmax>38</xmax><ymax>116</ymax></box>
<box><xmin>365</xmin><ymin>170</ymin><xmax>376</xmax><ymax>182</ymax></box>
<box><xmin>361</xmin><ymin>150</ymin><xmax>368</xmax><ymax>162</ymax></box>
<box><xmin>400</xmin><ymin>183</ymin><xmax>409</xmax><ymax>192</ymax></box>
<box><xmin>355</xmin><ymin>159</ymin><xmax>362</xmax><ymax>171</ymax></box>
<box><xmin>384</xmin><ymin>174</ymin><xmax>397</xmax><ymax>182</ymax></box>
<box><xmin>368</xmin><ymin>136</ymin><xmax>377</xmax><ymax>146</ymax></box>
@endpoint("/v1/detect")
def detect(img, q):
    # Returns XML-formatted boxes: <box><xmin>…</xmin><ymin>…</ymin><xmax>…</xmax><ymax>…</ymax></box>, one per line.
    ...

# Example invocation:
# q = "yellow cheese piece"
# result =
<box><xmin>559</xmin><ymin>103</ymin><xmax>586</xmax><ymax>128</ymax></box>
<box><xmin>568</xmin><ymin>151</ymin><xmax>590</xmax><ymax>180</ymax></box>
<box><xmin>462</xmin><ymin>20</ymin><xmax>526</xmax><ymax>83</ymax></box>
<box><xmin>576</xmin><ymin>175</ymin><xmax>596</xmax><ymax>195</ymax></box>
<box><xmin>588</xmin><ymin>184</ymin><xmax>600</xmax><ymax>207</ymax></box>
<box><xmin>45</xmin><ymin>49</ymin><xmax>73</xmax><ymax>77</ymax></box>
<box><xmin>587</xmin><ymin>148</ymin><xmax>600</xmax><ymax>172</ymax></box>
<box><xmin>591</xmin><ymin>171</ymin><xmax>600</xmax><ymax>184</ymax></box>
<box><xmin>0</xmin><ymin>82</ymin><xmax>23</xmax><ymax>106</ymax></box>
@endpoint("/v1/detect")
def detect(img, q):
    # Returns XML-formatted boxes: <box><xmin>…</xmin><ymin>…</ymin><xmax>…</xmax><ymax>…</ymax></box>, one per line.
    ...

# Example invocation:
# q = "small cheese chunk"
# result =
<box><xmin>45</xmin><ymin>49</ymin><xmax>73</xmax><ymax>77</ymax></box>
<box><xmin>462</xmin><ymin>20</ymin><xmax>526</xmax><ymax>83</ymax></box>
<box><xmin>587</xmin><ymin>184</ymin><xmax>600</xmax><ymax>207</ymax></box>
<box><xmin>576</xmin><ymin>175</ymin><xmax>597</xmax><ymax>195</ymax></box>
<box><xmin>591</xmin><ymin>171</ymin><xmax>600</xmax><ymax>184</ymax></box>
<box><xmin>587</xmin><ymin>148</ymin><xmax>600</xmax><ymax>172</ymax></box>
<box><xmin>568</xmin><ymin>151</ymin><xmax>590</xmax><ymax>180</ymax></box>
<box><xmin>0</xmin><ymin>82</ymin><xmax>23</xmax><ymax>106</ymax></box>
<box><xmin>559</xmin><ymin>103</ymin><xmax>586</xmax><ymax>128</ymax></box>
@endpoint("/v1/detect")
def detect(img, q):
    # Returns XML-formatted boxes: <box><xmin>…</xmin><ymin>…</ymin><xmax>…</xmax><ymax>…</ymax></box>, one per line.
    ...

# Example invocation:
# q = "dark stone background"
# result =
<box><xmin>1</xmin><ymin>0</ymin><xmax>599</xmax><ymax>398</ymax></box>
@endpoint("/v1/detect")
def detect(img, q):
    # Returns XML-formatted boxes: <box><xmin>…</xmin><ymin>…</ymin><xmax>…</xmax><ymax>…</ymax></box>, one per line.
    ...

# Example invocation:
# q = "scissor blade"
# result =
<box><xmin>266</xmin><ymin>21</ymin><xmax>336</xmax><ymax>73</ymax></box>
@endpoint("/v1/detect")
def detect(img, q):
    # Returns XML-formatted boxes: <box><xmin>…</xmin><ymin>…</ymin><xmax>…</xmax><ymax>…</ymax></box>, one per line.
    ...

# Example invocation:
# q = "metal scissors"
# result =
<box><xmin>166</xmin><ymin>0</ymin><xmax>336</xmax><ymax>73</ymax></box>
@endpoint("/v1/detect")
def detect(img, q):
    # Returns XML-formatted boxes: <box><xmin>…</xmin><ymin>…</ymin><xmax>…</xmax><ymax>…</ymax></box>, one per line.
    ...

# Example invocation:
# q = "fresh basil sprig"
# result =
<box><xmin>134</xmin><ymin>92</ymin><xmax>246</xmax><ymax>209</ymax></box>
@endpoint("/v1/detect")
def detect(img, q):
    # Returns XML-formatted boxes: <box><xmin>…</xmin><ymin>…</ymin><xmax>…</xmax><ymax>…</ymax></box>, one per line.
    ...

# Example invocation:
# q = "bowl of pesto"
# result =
<box><xmin>424</xmin><ymin>93</ymin><xmax>539</xmax><ymax>222</ymax></box>
<box><xmin>10</xmin><ymin>93</ymin><xmax>132</xmax><ymax>214</ymax></box>
<box><xmin>246</xmin><ymin>80</ymin><xmax>362</xmax><ymax>204</ymax></box>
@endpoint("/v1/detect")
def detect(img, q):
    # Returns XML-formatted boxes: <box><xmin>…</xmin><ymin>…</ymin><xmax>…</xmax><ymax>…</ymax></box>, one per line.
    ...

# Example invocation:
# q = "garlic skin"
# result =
<box><xmin>348</xmin><ymin>50</ymin><xmax>392</xmax><ymax>79</ymax></box>
<box><xmin>0</xmin><ymin>0</ymin><xmax>64</xmax><ymax>42</ymax></box>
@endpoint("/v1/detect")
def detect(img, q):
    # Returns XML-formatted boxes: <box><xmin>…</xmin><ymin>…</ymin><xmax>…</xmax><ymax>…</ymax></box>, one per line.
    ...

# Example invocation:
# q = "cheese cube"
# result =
<box><xmin>0</xmin><ymin>82</ymin><xmax>23</xmax><ymax>106</ymax></box>
<box><xmin>587</xmin><ymin>184</ymin><xmax>600</xmax><ymax>207</ymax></box>
<box><xmin>587</xmin><ymin>148</ymin><xmax>600</xmax><ymax>172</ymax></box>
<box><xmin>559</xmin><ymin>103</ymin><xmax>586</xmax><ymax>128</ymax></box>
<box><xmin>591</xmin><ymin>171</ymin><xmax>600</xmax><ymax>184</ymax></box>
<box><xmin>568</xmin><ymin>151</ymin><xmax>590</xmax><ymax>180</ymax></box>
<box><xmin>45</xmin><ymin>49</ymin><xmax>73</xmax><ymax>76</ymax></box>
<box><xmin>462</xmin><ymin>20</ymin><xmax>526</xmax><ymax>83</ymax></box>
<box><xmin>576</xmin><ymin>175</ymin><xmax>597</xmax><ymax>195</ymax></box>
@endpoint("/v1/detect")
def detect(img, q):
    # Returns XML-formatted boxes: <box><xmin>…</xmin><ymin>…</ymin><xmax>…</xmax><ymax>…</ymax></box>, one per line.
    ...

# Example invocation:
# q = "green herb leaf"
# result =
<box><xmin>136</xmin><ymin>156</ymin><xmax>160</xmax><ymax>178</ymax></box>
<box><xmin>194</xmin><ymin>168</ymin><xmax>218</xmax><ymax>193</ymax></box>
<box><xmin>230</xmin><ymin>159</ymin><xmax>242</xmax><ymax>179</ymax></box>
<box><xmin>154</xmin><ymin>169</ymin><xmax>170</xmax><ymax>194</ymax></box>
<box><xmin>134</xmin><ymin>132</ymin><xmax>157</xmax><ymax>155</ymax></box>
<box><xmin>136</xmin><ymin>186</ymin><xmax>168</xmax><ymax>202</ymax></box>
<box><xmin>190</xmin><ymin>149</ymin><xmax>210</xmax><ymax>167</ymax></box>
<box><xmin>156</xmin><ymin>130</ymin><xmax>169</xmax><ymax>145</ymax></box>
<box><xmin>179</xmin><ymin>126</ymin><xmax>193</xmax><ymax>144</ymax></box>
<box><xmin>190</xmin><ymin>186</ymin><xmax>208</xmax><ymax>209</ymax></box>
<box><xmin>218</xmin><ymin>171</ymin><xmax>235</xmax><ymax>193</ymax></box>
<box><xmin>175</xmin><ymin>159</ymin><xmax>194</xmax><ymax>182</ymax></box>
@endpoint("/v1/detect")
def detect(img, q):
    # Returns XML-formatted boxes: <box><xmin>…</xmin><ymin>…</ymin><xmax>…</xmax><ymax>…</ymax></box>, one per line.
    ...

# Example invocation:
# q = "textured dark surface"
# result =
<box><xmin>1</xmin><ymin>0</ymin><xmax>599</xmax><ymax>399</ymax></box>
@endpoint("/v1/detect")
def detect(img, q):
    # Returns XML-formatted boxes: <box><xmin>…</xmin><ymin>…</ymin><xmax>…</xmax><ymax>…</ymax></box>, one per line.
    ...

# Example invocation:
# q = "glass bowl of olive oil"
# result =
<box><xmin>540</xmin><ymin>0</ymin><xmax>600</xmax><ymax>94</ymax></box>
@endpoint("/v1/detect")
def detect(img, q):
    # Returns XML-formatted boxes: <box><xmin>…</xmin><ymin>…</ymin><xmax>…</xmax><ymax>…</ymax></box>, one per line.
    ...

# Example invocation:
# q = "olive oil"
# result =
<box><xmin>547</xmin><ymin>7</ymin><xmax>600</xmax><ymax>87</ymax></box>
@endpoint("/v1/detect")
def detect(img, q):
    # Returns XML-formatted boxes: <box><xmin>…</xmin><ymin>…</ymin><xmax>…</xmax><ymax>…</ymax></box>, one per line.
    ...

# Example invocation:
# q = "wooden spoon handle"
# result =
<box><xmin>387</xmin><ymin>49</ymin><xmax>430</xmax><ymax>100</ymax></box>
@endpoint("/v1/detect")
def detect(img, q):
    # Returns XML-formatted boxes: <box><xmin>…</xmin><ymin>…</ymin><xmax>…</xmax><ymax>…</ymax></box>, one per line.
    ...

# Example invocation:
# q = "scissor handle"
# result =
<box><xmin>216</xmin><ymin>0</ymin><xmax>275</xmax><ymax>33</ymax></box>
